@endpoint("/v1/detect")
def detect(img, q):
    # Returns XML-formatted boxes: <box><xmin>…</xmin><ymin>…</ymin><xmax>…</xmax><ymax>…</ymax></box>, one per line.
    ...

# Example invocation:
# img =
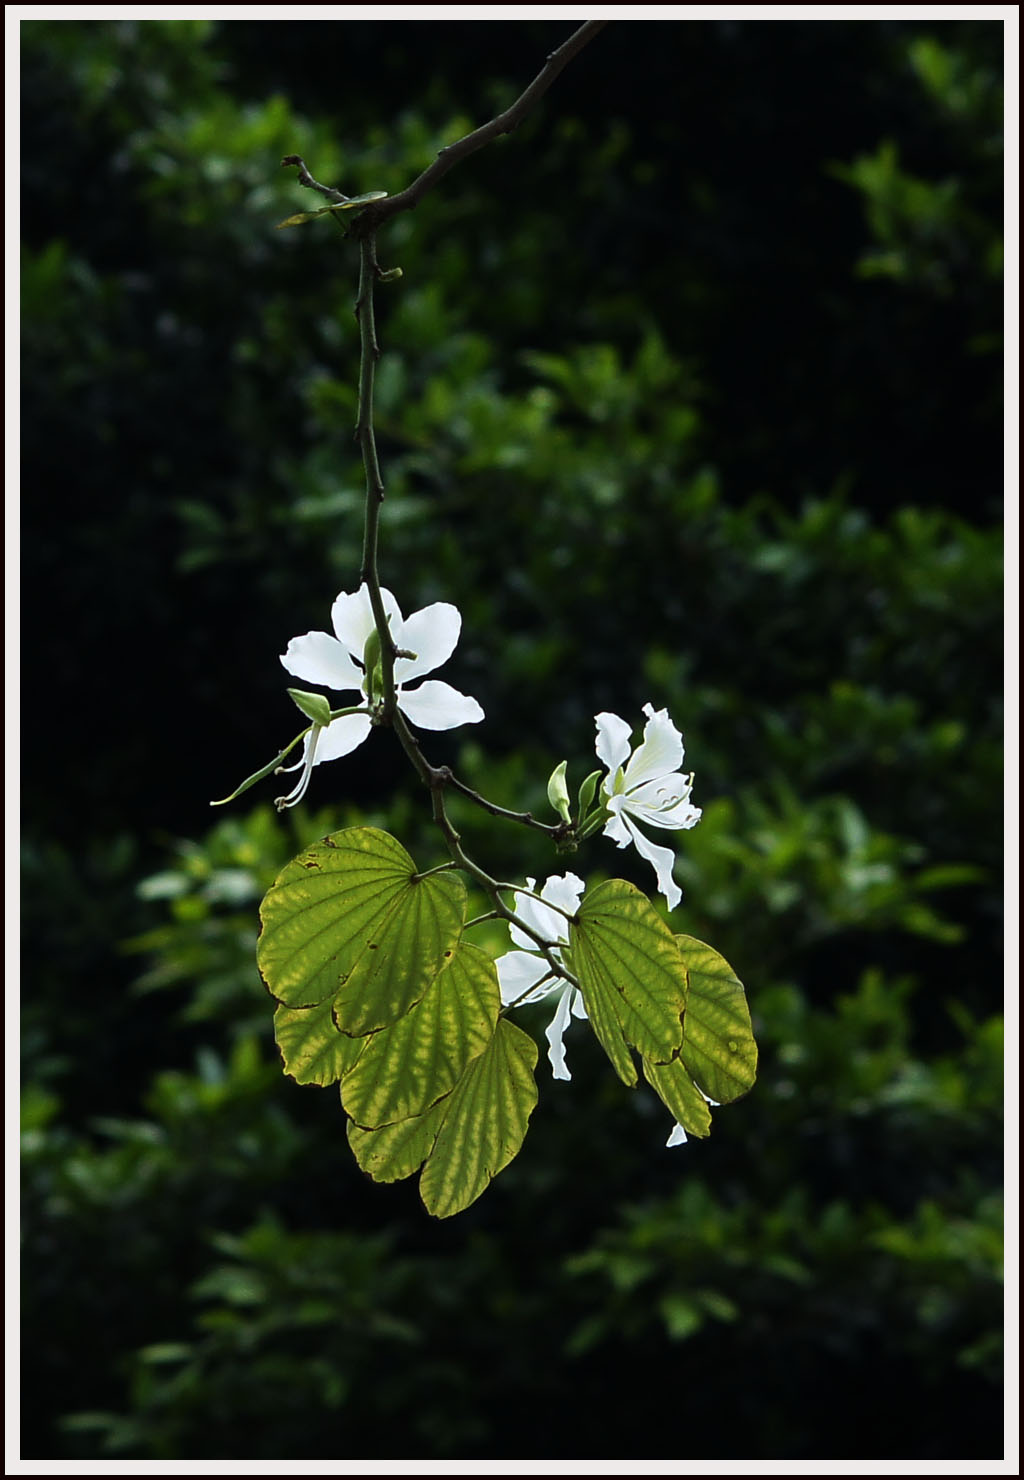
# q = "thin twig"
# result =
<box><xmin>368</xmin><ymin>21</ymin><xmax>607</xmax><ymax>224</ymax></box>
<box><xmin>281</xmin><ymin>22</ymin><xmax>608</xmax><ymax>229</ymax></box>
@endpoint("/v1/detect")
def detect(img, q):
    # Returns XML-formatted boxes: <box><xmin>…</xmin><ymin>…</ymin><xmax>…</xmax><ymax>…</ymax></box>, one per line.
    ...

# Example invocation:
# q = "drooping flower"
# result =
<box><xmin>494</xmin><ymin>873</ymin><xmax>588</xmax><ymax>1081</ymax></box>
<box><xmin>595</xmin><ymin>703</ymin><xmax>701</xmax><ymax>912</ymax></box>
<box><xmin>275</xmin><ymin>583</ymin><xmax>483</xmax><ymax>806</ymax></box>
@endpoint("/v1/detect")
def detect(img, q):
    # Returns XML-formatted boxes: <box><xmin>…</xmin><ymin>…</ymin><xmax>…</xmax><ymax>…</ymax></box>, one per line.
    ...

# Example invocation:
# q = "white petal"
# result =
<box><xmin>495</xmin><ymin>949</ymin><xmax>554</xmax><ymax>1006</ymax></box>
<box><xmin>331</xmin><ymin>585</ymin><xmax>402</xmax><ymax>659</ymax></box>
<box><xmin>280</xmin><ymin>632</ymin><xmax>363</xmax><ymax>692</ymax></box>
<box><xmin>623</xmin><ymin>776</ymin><xmax>701</xmax><ymax>832</ymax></box>
<box><xmin>544</xmin><ymin>984</ymin><xmax>577</xmax><ymax>1081</ymax></box>
<box><xmin>570</xmin><ymin>987</ymin><xmax>589</xmax><ymax>1021</ymax></box>
<box><xmin>393</xmin><ymin>602</ymin><xmax>462</xmax><ymax>683</ymax></box>
<box><xmin>619</xmin><ymin>813</ymin><xmax>682</xmax><ymax>912</ymax></box>
<box><xmin>509</xmin><ymin>873</ymin><xmax>581</xmax><ymax>950</ymax></box>
<box><xmin>601</xmin><ymin>796</ymin><xmax>636</xmax><ymax>849</ymax></box>
<box><xmin>398</xmin><ymin>680</ymin><xmax>484</xmax><ymax>731</ymax></box>
<box><xmin>539</xmin><ymin>872</ymin><xmax>586</xmax><ymax>918</ymax></box>
<box><xmin>622</xmin><ymin>706</ymin><xmax>685</xmax><ymax>790</ymax></box>
<box><xmin>666</xmin><ymin>1123</ymin><xmax>688</xmax><ymax>1147</ymax></box>
<box><xmin>313</xmin><ymin>712</ymin><xmax>373</xmax><ymax>763</ymax></box>
<box><xmin>595</xmin><ymin>711</ymin><xmax>633</xmax><ymax>776</ymax></box>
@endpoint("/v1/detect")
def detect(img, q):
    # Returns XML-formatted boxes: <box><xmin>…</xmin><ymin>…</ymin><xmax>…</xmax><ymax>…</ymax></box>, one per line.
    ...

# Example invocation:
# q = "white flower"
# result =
<box><xmin>276</xmin><ymin>583</ymin><xmax>483</xmax><ymax>806</ymax></box>
<box><xmin>494</xmin><ymin>873</ymin><xmax>588</xmax><ymax>1082</ymax></box>
<box><xmin>595</xmin><ymin>703</ymin><xmax>701</xmax><ymax>912</ymax></box>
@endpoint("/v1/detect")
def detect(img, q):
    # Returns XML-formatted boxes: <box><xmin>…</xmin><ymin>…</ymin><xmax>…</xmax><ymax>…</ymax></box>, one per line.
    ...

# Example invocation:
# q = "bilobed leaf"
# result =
<box><xmin>570</xmin><ymin>880</ymin><xmax>688</xmax><ymax>1086</ymax></box>
<box><xmin>257</xmin><ymin>827</ymin><xmax>465</xmax><ymax>1036</ymax></box>
<box><xmin>643</xmin><ymin>1056</ymin><xmax>712</xmax><ymax>1138</ymax></box>
<box><xmin>675</xmin><ymin>935</ymin><xmax>757</xmax><ymax>1104</ymax></box>
<box><xmin>341</xmin><ymin>941</ymin><xmax>500</xmax><ymax>1128</ymax></box>
<box><xmin>419</xmin><ymin>1019</ymin><xmax>538</xmax><ymax>1218</ymax></box>
<box><xmin>347</xmin><ymin>1018</ymin><xmax>539</xmax><ymax>1219</ymax></box>
<box><xmin>274</xmin><ymin>999</ymin><xmax>364</xmax><ymax>1087</ymax></box>
<box><xmin>347</xmin><ymin>1097</ymin><xmax>445</xmax><ymax>1184</ymax></box>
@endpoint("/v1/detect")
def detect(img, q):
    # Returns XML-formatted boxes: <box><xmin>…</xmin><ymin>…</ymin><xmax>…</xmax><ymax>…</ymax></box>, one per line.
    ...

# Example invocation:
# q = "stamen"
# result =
<box><xmin>274</xmin><ymin>726</ymin><xmax>322</xmax><ymax>811</ymax></box>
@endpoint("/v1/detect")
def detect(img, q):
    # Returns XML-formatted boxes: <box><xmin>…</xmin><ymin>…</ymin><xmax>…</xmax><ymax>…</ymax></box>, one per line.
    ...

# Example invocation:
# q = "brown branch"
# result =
<box><xmin>368</xmin><ymin>21</ymin><xmax>607</xmax><ymax>225</ymax></box>
<box><xmin>282</xmin><ymin>22</ymin><xmax>607</xmax><ymax>230</ymax></box>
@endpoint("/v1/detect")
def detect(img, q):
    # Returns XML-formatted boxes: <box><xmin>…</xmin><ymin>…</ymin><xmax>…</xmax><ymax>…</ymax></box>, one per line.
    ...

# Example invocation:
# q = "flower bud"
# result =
<box><xmin>546</xmin><ymin>760</ymin><xmax>572</xmax><ymax>824</ymax></box>
<box><xmin>576</xmin><ymin>768</ymin><xmax>602</xmax><ymax>821</ymax></box>
<box><xmin>362</xmin><ymin>627</ymin><xmax>385</xmax><ymax>703</ymax></box>
<box><xmin>287</xmin><ymin>688</ymin><xmax>332</xmax><ymax>727</ymax></box>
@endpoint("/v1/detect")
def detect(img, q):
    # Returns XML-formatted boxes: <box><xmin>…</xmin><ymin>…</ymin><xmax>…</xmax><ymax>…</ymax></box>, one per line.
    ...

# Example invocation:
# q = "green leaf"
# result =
<box><xmin>274</xmin><ymin>999</ymin><xmax>365</xmax><ymax>1087</ymax></box>
<box><xmin>348</xmin><ymin>1018</ymin><xmax>539</xmax><ymax>1218</ymax></box>
<box><xmin>675</xmin><ymin>935</ymin><xmax>757</xmax><ymax>1103</ymax></box>
<box><xmin>341</xmin><ymin>940</ymin><xmax>500</xmax><ymax>1128</ymax></box>
<box><xmin>257</xmin><ymin>827</ymin><xmax>465</xmax><ymax>1036</ymax></box>
<box><xmin>643</xmin><ymin>1055</ymin><xmax>712</xmax><ymax>1138</ymax></box>
<box><xmin>570</xmin><ymin>880</ymin><xmax>687</xmax><ymax>1086</ymax></box>
<box><xmin>347</xmin><ymin>1098</ymin><xmax>445</xmax><ymax>1185</ymax></box>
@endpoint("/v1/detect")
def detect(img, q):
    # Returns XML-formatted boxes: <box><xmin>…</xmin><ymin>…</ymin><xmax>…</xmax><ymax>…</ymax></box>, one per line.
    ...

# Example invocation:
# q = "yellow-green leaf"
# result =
<box><xmin>257</xmin><ymin>827</ymin><xmax>465</xmax><ymax>1036</ymax></box>
<box><xmin>643</xmin><ymin>1055</ymin><xmax>712</xmax><ymax>1138</ymax></box>
<box><xmin>341</xmin><ymin>941</ymin><xmax>499</xmax><ymax>1128</ymax></box>
<box><xmin>274</xmin><ymin>999</ymin><xmax>365</xmax><ymax>1087</ymax></box>
<box><xmin>570</xmin><ymin>880</ymin><xmax>688</xmax><ymax>1087</ymax></box>
<box><xmin>418</xmin><ymin>1019</ymin><xmax>537</xmax><ymax>1218</ymax></box>
<box><xmin>347</xmin><ymin>1099</ymin><xmax>445</xmax><ymax>1184</ymax></box>
<box><xmin>348</xmin><ymin>1018</ymin><xmax>539</xmax><ymax>1219</ymax></box>
<box><xmin>675</xmin><ymin>935</ymin><xmax>757</xmax><ymax>1103</ymax></box>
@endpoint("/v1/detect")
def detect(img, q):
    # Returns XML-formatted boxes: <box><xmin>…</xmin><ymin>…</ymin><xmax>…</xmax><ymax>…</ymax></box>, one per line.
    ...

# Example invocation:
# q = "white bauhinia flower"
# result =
<box><xmin>494</xmin><ymin>873</ymin><xmax>588</xmax><ymax>1082</ymax></box>
<box><xmin>594</xmin><ymin>703</ymin><xmax>702</xmax><ymax>912</ymax></box>
<box><xmin>276</xmin><ymin>583</ymin><xmax>483</xmax><ymax>806</ymax></box>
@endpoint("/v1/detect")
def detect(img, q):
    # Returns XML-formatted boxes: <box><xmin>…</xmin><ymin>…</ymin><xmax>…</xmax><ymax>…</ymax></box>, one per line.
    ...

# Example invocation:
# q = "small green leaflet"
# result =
<box><xmin>257</xmin><ymin>827</ymin><xmax>465</xmax><ymax>1037</ymax></box>
<box><xmin>675</xmin><ymin>935</ymin><xmax>757</xmax><ymax>1103</ymax></box>
<box><xmin>570</xmin><ymin>880</ymin><xmax>688</xmax><ymax>1086</ymax></box>
<box><xmin>342</xmin><ymin>941</ymin><xmax>499</xmax><ymax>1129</ymax></box>
<box><xmin>276</xmin><ymin>192</ymin><xmax>389</xmax><ymax>229</ymax></box>
<box><xmin>274</xmin><ymin>999</ymin><xmax>365</xmax><ymax>1087</ymax></box>
<box><xmin>348</xmin><ymin>1018</ymin><xmax>539</xmax><ymax>1218</ymax></box>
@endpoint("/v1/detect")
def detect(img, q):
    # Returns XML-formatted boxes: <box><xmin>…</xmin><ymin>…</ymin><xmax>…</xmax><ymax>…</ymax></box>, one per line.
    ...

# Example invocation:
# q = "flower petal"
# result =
<box><xmin>622</xmin><ymin>705</ymin><xmax>685</xmax><ymax>790</ymax></box>
<box><xmin>539</xmin><ymin>872</ymin><xmax>587</xmax><ymax>918</ymax></box>
<box><xmin>280</xmin><ymin>631</ymin><xmax>363</xmax><ymax>692</ymax></box>
<box><xmin>666</xmin><ymin>1123</ymin><xmax>688</xmax><ymax>1147</ymax></box>
<box><xmin>394</xmin><ymin>602</ymin><xmax>462</xmax><ymax>684</ymax></box>
<box><xmin>508</xmin><ymin>873</ymin><xmax>583</xmax><ymax>950</ymax></box>
<box><xmin>331</xmin><ymin>585</ymin><xmax>403</xmax><ymax>659</ymax></box>
<box><xmin>618</xmin><ymin>812</ymin><xmax>682</xmax><ymax>912</ymax></box>
<box><xmin>595</xmin><ymin>711</ymin><xmax>633</xmax><ymax>775</ymax></box>
<box><xmin>399</xmin><ymin>680</ymin><xmax>484</xmax><ymax>730</ymax></box>
<box><xmin>495</xmin><ymin>949</ymin><xmax>555</xmax><ymax>1006</ymax></box>
<box><xmin>544</xmin><ymin>983</ymin><xmax>577</xmax><ymax>1081</ymax></box>
<box><xmin>570</xmin><ymin>987</ymin><xmax>589</xmax><ymax>1021</ymax></box>
<box><xmin>601</xmin><ymin>796</ymin><xmax>635</xmax><ymax>849</ymax></box>
<box><xmin>621</xmin><ymin>775</ymin><xmax>701</xmax><ymax>832</ymax></box>
<box><xmin>313</xmin><ymin>711</ymin><xmax>373</xmax><ymax>763</ymax></box>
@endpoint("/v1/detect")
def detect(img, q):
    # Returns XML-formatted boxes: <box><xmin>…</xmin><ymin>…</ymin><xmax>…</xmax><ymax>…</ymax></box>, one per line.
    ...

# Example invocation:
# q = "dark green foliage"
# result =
<box><xmin>21</xmin><ymin>18</ymin><xmax>1002</xmax><ymax>1461</ymax></box>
